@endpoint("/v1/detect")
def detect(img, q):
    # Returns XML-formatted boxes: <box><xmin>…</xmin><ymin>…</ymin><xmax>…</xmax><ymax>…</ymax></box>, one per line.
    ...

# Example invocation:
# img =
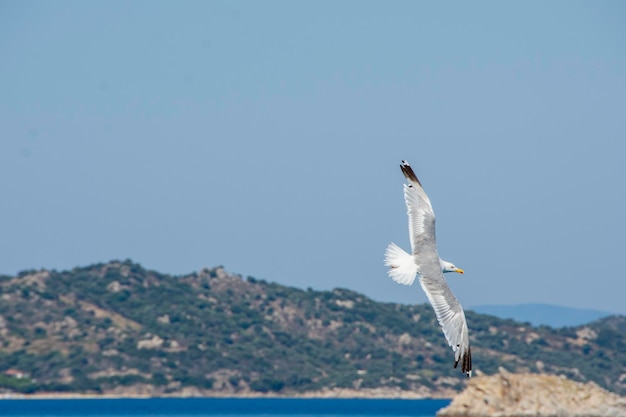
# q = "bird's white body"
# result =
<box><xmin>385</xmin><ymin>243</ymin><xmax>462</xmax><ymax>286</ymax></box>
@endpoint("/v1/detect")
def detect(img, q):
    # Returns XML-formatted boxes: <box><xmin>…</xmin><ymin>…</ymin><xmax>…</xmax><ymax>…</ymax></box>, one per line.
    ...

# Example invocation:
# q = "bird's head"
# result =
<box><xmin>440</xmin><ymin>259</ymin><xmax>464</xmax><ymax>275</ymax></box>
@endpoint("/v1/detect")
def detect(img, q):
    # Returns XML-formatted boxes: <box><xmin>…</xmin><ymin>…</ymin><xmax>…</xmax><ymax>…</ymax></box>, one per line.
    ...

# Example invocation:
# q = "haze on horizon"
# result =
<box><xmin>1</xmin><ymin>2</ymin><xmax>625</xmax><ymax>315</ymax></box>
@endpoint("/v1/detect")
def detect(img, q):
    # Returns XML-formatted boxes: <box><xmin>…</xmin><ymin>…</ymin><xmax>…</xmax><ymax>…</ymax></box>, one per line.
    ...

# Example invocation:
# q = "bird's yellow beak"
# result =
<box><xmin>455</xmin><ymin>268</ymin><xmax>465</xmax><ymax>274</ymax></box>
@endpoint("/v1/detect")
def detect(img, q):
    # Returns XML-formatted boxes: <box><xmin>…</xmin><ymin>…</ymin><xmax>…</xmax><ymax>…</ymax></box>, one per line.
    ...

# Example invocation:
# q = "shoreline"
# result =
<box><xmin>0</xmin><ymin>384</ymin><xmax>456</xmax><ymax>401</ymax></box>
<box><xmin>1</xmin><ymin>391</ymin><xmax>454</xmax><ymax>401</ymax></box>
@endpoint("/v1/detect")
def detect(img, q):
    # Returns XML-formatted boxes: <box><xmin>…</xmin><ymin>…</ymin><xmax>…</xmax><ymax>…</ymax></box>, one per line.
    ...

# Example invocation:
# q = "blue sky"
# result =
<box><xmin>2</xmin><ymin>1</ymin><xmax>625</xmax><ymax>314</ymax></box>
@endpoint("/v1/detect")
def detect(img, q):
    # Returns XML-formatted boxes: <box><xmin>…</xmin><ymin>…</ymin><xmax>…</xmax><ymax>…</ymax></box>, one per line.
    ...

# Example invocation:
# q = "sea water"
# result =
<box><xmin>0</xmin><ymin>398</ymin><xmax>451</xmax><ymax>417</ymax></box>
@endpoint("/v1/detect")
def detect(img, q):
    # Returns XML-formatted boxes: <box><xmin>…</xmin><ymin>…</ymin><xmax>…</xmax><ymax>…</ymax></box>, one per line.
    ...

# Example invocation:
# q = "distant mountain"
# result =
<box><xmin>470</xmin><ymin>303</ymin><xmax>614</xmax><ymax>328</ymax></box>
<box><xmin>0</xmin><ymin>261</ymin><xmax>625</xmax><ymax>397</ymax></box>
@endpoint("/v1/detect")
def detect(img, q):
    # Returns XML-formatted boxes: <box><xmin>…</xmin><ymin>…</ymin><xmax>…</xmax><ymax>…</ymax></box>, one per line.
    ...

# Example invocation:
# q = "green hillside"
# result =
<box><xmin>0</xmin><ymin>260</ymin><xmax>624</xmax><ymax>396</ymax></box>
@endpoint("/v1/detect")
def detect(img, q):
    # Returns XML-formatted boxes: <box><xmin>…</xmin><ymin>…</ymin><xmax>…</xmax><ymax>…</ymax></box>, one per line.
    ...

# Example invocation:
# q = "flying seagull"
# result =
<box><xmin>384</xmin><ymin>160</ymin><xmax>472</xmax><ymax>377</ymax></box>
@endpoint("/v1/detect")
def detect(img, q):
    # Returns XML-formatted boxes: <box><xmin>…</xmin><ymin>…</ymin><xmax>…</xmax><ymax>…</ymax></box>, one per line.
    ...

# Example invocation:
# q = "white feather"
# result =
<box><xmin>384</xmin><ymin>243</ymin><xmax>418</xmax><ymax>286</ymax></box>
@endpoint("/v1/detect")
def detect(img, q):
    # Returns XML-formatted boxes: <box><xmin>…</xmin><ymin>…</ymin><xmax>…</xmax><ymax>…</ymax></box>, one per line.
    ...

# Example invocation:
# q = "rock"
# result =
<box><xmin>157</xmin><ymin>314</ymin><xmax>170</xmax><ymax>324</ymax></box>
<box><xmin>437</xmin><ymin>368</ymin><xmax>626</xmax><ymax>417</ymax></box>
<box><xmin>136</xmin><ymin>335</ymin><xmax>164</xmax><ymax>350</ymax></box>
<box><xmin>107</xmin><ymin>281</ymin><xmax>122</xmax><ymax>292</ymax></box>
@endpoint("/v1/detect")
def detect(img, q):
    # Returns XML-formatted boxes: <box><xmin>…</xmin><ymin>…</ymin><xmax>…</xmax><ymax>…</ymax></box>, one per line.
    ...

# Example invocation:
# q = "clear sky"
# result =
<box><xmin>2</xmin><ymin>1</ymin><xmax>625</xmax><ymax>314</ymax></box>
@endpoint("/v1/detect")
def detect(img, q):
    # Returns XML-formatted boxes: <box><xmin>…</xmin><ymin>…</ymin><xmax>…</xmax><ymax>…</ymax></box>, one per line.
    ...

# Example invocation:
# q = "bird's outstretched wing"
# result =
<box><xmin>418</xmin><ymin>264</ymin><xmax>472</xmax><ymax>377</ymax></box>
<box><xmin>400</xmin><ymin>160</ymin><xmax>436</xmax><ymax>254</ymax></box>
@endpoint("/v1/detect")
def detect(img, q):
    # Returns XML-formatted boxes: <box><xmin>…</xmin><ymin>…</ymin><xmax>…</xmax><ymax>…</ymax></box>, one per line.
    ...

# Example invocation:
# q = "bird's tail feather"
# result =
<box><xmin>384</xmin><ymin>243</ymin><xmax>418</xmax><ymax>286</ymax></box>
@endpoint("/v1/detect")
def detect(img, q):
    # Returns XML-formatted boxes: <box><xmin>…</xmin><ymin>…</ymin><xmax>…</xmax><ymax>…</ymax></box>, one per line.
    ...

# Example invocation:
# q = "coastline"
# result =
<box><xmin>1</xmin><ymin>387</ymin><xmax>454</xmax><ymax>400</ymax></box>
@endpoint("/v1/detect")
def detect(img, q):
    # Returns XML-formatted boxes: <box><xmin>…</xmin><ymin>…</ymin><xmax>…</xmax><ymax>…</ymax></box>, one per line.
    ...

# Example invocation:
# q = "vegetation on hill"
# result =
<box><xmin>0</xmin><ymin>260</ymin><xmax>624</xmax><ymax>396</ymax></box>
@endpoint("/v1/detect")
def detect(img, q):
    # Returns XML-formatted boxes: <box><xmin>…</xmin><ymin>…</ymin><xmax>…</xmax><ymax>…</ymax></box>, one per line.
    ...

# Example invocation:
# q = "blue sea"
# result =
<box><xmin>0</xmin><ymin>398</ymin><xmax>451</xmax><ymax>417</ymax></box>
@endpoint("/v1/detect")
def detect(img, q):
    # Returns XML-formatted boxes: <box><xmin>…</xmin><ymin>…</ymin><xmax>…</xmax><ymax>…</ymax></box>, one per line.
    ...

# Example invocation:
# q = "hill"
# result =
<box><xmin>471</xmin><ymin>303</ymin><xmax>614</xmax><ymax>328</ymax></box>
<box><xmin>0</xmin><ymin>260</ymin><xmax>624</xmax><ymax>397</ymax></box>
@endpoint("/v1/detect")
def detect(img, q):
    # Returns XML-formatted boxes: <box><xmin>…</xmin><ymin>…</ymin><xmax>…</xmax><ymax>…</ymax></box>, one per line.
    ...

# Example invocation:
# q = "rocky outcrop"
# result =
<box><xmin>437</xmin><ymin>368</ymin><xmax>626</xmax><ymax>417</ymax></box>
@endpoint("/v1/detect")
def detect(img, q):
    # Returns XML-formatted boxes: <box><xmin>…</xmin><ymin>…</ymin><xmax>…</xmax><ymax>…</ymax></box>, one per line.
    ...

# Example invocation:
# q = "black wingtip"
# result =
<box><xmin>464</xmin><ymin>345</ymin><xmax>472</xmax><ymax>377</ymax></box>
<box><xmin>399</xmin><ymin>160</ymin><xmax>422</xmax><ymax>186</ymax></box>
<box><xmin>453</xmin><ymin>345</ymin><xmax>472</xmax><ymax>377</ymax></box>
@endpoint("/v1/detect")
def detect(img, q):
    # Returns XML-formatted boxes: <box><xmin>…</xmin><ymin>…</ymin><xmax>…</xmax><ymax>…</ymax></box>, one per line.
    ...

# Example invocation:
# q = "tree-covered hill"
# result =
<box><xmin>0</xmin><ymin>260</ymin><xmax>624</xmax><ymax>396</ymax></box>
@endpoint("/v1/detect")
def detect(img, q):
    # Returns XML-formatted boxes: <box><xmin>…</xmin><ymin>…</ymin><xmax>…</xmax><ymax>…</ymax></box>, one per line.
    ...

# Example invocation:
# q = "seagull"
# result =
<box><xmin>384</xmin><ymin>160</ymin><xmax>472</xmax><ymax>377</ymax></box>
